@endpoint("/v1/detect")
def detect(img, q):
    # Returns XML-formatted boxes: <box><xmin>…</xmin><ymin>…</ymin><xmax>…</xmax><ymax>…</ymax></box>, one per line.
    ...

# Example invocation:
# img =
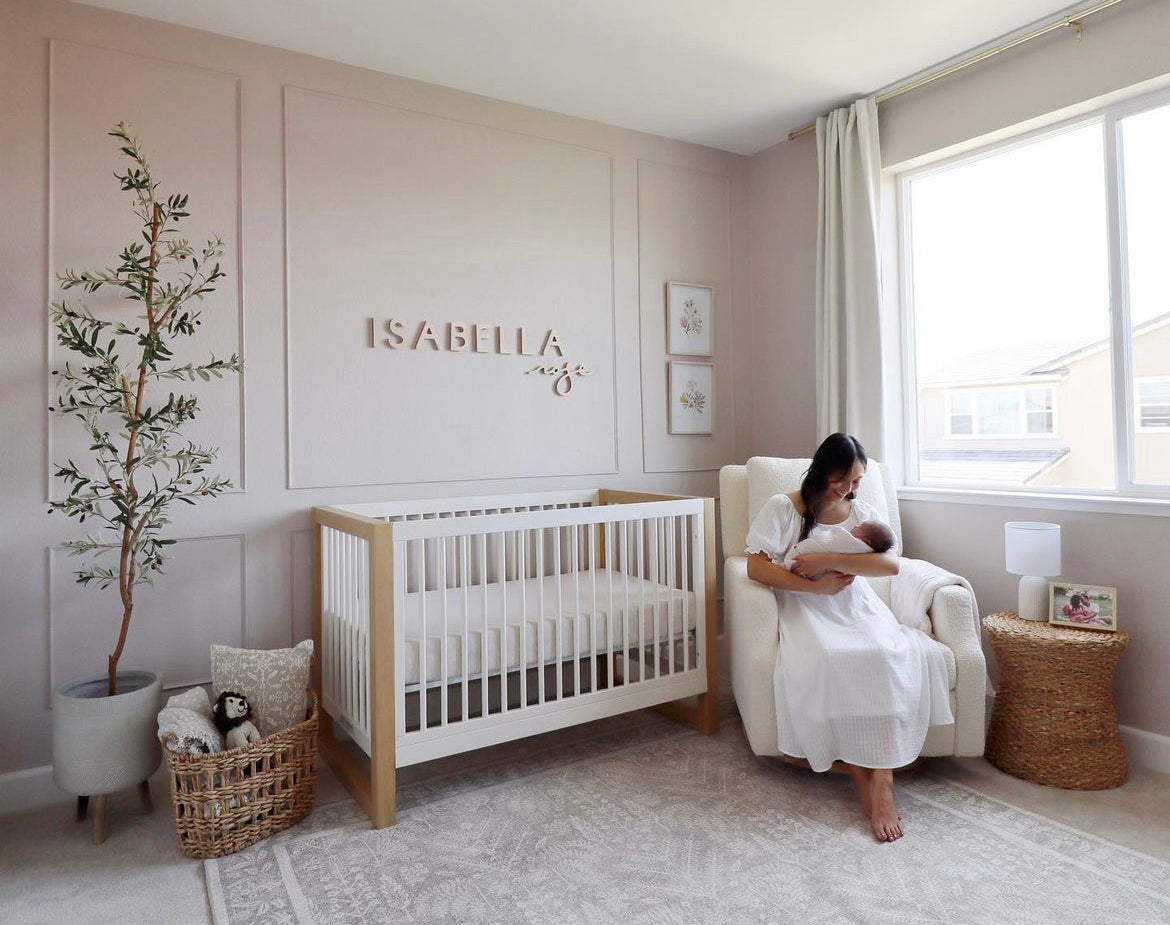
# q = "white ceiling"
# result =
<box><xmin>74</xmin><ymin>0</ymin><xmax>1095</xmax><ymax>155</ymax></box>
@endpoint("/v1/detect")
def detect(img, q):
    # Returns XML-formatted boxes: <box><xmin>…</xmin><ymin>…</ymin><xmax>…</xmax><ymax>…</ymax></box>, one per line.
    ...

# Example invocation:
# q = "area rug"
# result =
<box><xmin>206</xmin><ymin>715</ymin><xmax>1170</xmax><ymax>925</ymax></box>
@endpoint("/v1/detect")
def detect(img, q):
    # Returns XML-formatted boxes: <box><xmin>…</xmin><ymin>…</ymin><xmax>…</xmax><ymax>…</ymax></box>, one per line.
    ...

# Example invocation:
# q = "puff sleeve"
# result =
<box><xmin>744</xmin><ymin>493</ymin><xmax>800</xmax><ymax>563</ymax></box>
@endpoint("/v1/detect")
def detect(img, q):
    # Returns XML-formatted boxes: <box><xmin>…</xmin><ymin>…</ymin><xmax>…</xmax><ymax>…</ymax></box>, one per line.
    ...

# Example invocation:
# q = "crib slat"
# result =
<box><xmin>418</xmin><ymin>538</ymin><xmax>427</xmax><ymax>731</ymax></box>
<box><xmin>652</xmin><ymin>517</ymin><xmax>661</xmax><ymax>681</ymax></box>
<box><xmin>682</xmin><ymin>515</ymin><xmax>690</xmax><ymax>672</ymax></box>
<box><xmin>589</xmin><ymin>522</ymin><xmax>598</xmax><ymax>696</ymax></box>
<box><xmin>440</xmin><ymin>535</ymin><xmax>448</xmax><ymax>728</ymax></box>
<box><xmin>537</xmin><ymin>528</ymin><xmax>545</xmax><ymax>706</ymax></box>
<box><xmin>395</xmin><ymin>539</ymin><xmax>407</xmax><ymax>738</ymax></box>
<box><xmin>554</xmin><ymin>526</ymin><xmax>563</xmax><ymax>702</ymax></box>
<box><xmin>481</xmin><ymin>532</ymin><xmax>489</xmax><ymax>719</ymax></box>
<box><xmin>499</xmin><ymin>530</ymin><xmax>507</xmax><ymax>714</ymax></box>
<box><xmin>606</xmin><ymin>520</ymin><xmax>615</xmax><ymax>690</ymax></box>
<box><xmin>667</xmin><ymin>515</ymin><xmax>675</xmax><ymax>677</ymax></box>
<box><xmin>461</xmin><ymin>534</ymin><xmax>470</xmax><ymax>725</ymax></box>
<box><xmin>520</xmin><ymin>529</ymin><xmax>528</xmax><ymax>711</ymax></box>
<box><xmin>573</xmin><ymin>523</ymin><xmax>581</xmax><ymax>697</ymax></box>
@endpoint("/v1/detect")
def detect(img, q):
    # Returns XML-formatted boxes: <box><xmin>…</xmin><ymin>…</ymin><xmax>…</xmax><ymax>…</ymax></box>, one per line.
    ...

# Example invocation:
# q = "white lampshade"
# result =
<box><xmin>1004</xmin><ymin>522</ymin><xmax>1062</xmax><ymax>577</ymax></box>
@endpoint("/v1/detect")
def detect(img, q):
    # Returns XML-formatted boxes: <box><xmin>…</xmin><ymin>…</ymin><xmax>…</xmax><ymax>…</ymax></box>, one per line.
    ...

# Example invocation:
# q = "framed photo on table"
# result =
<box><xmin>666</xmin><ymin>282</ymin><xmax>713</xmax><ymax>356</ymax></box>
<box><xmin>1049</xmin><ymin>582</ymin><xmax>1119</xmax><ymax>632</ymax></box>
<box><xmin>668</xmin><ymin>360</ymin><xmax>714</xmax><ymax>434</ymax></box>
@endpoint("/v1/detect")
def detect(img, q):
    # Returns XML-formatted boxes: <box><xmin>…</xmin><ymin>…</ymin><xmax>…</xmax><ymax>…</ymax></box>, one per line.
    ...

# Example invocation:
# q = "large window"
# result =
<box><xmin>901</xmin><ymin>94</ymin><xmax>1170</xmax><ymax>495</ymax></box>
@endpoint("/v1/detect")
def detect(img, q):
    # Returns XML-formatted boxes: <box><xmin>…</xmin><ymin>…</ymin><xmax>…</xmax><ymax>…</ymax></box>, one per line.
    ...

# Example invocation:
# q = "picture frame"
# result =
<box><xmin>666</xmin><ymin>282</ymin><xmax>713</xmax><ymax>356</ymax></box>
<box><xmin>1049</xmin><ymin>582</ymin><xmax>1119</xmax><ymax>632</ymax></box>
<box><xmin>668</xmin><ymin>360</ymin><xmax>714</xmax><ymax>435</ymax></box>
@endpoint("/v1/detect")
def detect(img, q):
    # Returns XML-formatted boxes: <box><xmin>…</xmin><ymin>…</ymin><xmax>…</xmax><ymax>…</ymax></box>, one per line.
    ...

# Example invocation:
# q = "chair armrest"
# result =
<box><xmin>928</xmin><ymin>583</ymin><xmax>987</xmax><ymax>757</ymax></box>
<box><xmin>725</xmin><ymin>556</ymin><xmax>783</xmax><ymax>756</ymax></box>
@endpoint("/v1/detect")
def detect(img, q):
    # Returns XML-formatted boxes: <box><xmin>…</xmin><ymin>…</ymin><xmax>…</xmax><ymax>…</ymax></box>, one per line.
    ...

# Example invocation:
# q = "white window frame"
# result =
<box><xmin>895</xmin><ymin>84</ymin><xmax>1170</xmax><ymax>506</ymax></box>
<box><xmin>943</xmin><ymin>385</ymin><xmax>1057</xmax><ymax>438</ymax></box>
<box><xmin>1136</xmin><ymin>376</ymin><xmax>1170</xmax><ymax>433</ymax></box>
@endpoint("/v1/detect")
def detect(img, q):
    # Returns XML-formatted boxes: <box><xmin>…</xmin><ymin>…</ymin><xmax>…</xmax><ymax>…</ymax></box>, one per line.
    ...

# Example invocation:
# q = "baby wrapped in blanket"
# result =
<box><xmin>782</xmin><ymin>519</ymin><xmax>896</xmax><ymax>576</ymax></box>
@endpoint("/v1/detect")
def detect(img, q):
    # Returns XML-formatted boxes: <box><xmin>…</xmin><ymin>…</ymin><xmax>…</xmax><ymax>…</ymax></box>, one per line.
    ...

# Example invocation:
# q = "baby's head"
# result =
<box><xmin>850</xmin><ymin>520</ymin><xmax>895</xmax><ymax>553</ymax></box>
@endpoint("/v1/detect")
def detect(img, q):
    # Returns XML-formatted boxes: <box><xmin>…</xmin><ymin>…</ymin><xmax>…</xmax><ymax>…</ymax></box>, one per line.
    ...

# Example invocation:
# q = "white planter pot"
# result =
<box><xmin>52</xmin><ymin>669</ymin><xmax>163</xmax><ymax>796</ymax></box>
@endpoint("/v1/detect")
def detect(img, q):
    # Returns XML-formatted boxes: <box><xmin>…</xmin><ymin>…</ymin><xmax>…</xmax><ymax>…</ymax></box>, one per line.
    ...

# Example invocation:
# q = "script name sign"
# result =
<box><xmin>365</xmin><ymin>318</ymin><xmax>590</xmax><ymax>396</ymax></box>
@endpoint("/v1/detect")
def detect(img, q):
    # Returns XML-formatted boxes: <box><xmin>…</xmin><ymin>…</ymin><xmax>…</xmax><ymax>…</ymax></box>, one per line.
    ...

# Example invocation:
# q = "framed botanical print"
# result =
<box><xmin>666</xmin><ymin>282</ymin><xmax>713</xmax><ymax>356</ymax></box>
<box><xmin>668</xmin><ymin>360</ymin><xmax>714</xmax><ymax>434</ymax></box>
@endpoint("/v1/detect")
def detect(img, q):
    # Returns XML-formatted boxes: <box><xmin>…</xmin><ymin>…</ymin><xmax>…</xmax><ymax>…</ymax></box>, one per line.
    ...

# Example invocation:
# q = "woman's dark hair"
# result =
<box><xmin>798</xmin><ymin>433</ymin><xmax>867</xmax><ymax>542</ymax></box>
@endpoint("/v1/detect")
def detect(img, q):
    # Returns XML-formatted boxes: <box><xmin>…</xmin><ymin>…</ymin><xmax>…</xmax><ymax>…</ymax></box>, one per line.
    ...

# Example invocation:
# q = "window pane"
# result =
<box><xmin>910</xmin><ymin>124</ymin><xmax>1114</xmax><ymax>488</ymax></box>
<box><xmin>1120</xmin><ymin>105</ymin><xmax>1170</xmax><ymax>485</ymax></box>
<box><xmin>977</xmin><ymin>391</ymin><xmax>1021</xmax><ymax>435</ymax></box>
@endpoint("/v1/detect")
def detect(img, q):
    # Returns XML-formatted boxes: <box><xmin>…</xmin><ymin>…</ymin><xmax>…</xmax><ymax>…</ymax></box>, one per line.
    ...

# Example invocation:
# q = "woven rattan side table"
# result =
<box><xmin>983</xmin><ymin>611</ymin><xmax>1129</xmax><ymax>790</ymax></box>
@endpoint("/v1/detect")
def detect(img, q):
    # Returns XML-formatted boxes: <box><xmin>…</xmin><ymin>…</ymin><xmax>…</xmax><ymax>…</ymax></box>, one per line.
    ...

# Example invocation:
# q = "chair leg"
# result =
<box><xmin>137</xmin><ymin>780</ymin><xmax>152</xmax><ymax>813</ymax></box>
<box><xmin>92</xmin><ymin>795</ymin><xmax>108</xmax><ymax>845</ymax></box>
<box><xmin>75</xmin><ymin>795</ymin><xmax>89</xmax><ymax>822</ymax></box>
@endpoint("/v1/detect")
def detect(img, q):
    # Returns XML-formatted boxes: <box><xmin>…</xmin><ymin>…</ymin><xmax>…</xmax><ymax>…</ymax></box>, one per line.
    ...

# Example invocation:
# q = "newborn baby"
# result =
<box><xmin>783</xmin><ymin>520</ymin><xmax>896</xmax><ymax>577</ymax></box>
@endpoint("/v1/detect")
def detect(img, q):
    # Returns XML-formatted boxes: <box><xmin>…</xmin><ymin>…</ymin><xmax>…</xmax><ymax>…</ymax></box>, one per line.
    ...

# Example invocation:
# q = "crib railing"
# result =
<box><xmin>313</xmin><ymin>490</ymin><xmax>714</xmax><ymax>782</ymax></box>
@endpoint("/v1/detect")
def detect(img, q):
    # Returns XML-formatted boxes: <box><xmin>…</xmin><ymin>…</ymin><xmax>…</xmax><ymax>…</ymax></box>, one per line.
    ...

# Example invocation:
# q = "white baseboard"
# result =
<box><xmin>1120</xmin><ymin>725</ymin><xmax>1170</xmax><ymax>777</ymax></box>
<box><xmin>0</xmin><ymin>765</ymin><xmax>69</xmax><ymax>815</ymax></box>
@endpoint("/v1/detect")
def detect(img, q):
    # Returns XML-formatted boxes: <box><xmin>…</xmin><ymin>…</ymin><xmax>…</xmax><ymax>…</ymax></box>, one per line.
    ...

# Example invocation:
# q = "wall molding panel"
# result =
<box><xmin>45</xmin><ymin>39</ymin><xmax>246</xmax><ymax>501</ymax></box>
<box><xmin>283</xmin><ymin>86</ymin><xmax>620</xmax><ymax>490</ymax></box>
<box><xmin>637</xmin><ymin>159</ymin><xmax>735</xmax><ymax>474</ymax></box>
<box><xmin>48</xmin><ymin>534</ymin><xmax>247</xmax><ymax>698</ymax></box>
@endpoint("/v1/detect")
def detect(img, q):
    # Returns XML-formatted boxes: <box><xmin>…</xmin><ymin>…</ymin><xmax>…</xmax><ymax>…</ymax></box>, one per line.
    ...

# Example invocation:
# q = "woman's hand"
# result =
<box><xmin>790</xmin><ymin>552</ymin><xmax>830</xmax><ymax>580</ymax></box>
<box><xmin>809</xmin><ymin>571</ymin><xmax>854</xmax><ymax>595</ymax></box>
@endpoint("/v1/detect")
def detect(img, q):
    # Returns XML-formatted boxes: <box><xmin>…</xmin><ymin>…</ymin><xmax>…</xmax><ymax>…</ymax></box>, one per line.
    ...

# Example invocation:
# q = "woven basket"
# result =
<box><xmin>161</xmin><ymin>689</ymin><xmax>319</xmax><ymax>859</ymax></box>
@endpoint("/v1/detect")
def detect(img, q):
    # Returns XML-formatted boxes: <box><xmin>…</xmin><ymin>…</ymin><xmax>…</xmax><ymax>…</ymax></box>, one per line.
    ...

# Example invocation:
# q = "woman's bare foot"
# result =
<box><xmin>846</xmin><ymin>764</ymin><xmax>874</xmax><ymax>816</ymax></box>
<box><xmin>869</xmin><ymin>770</ymin><xmax>903</xmax><ymax>842</ymax></box>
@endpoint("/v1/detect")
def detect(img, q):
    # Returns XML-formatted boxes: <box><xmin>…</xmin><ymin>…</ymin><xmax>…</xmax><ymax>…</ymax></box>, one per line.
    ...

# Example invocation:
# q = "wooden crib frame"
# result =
<box><xmin>311</xmin><ymin>489</ymin><xmax>718</xmax><ymax>828</ymax></box>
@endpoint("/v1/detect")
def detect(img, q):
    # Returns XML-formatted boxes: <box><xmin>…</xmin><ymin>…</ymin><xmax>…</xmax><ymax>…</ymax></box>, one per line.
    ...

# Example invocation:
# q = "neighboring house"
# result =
<box><xmin>918</xmin><ymin>312</ymin><xmax>1170</xmax><ymax>488</ymax></box>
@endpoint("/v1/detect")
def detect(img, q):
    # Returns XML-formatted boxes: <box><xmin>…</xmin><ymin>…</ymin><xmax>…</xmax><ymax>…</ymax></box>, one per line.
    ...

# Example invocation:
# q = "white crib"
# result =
<box><xmin>312</xmin><ymin>489</ymin><xmax>718</xmax><ymax>827</ymax></box>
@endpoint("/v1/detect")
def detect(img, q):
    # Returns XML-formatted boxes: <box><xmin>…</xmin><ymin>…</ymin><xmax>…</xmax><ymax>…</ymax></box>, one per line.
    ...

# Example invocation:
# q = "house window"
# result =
<box><xmin>945</xmin><ymin>387</ymin><xmax>1055</xmax><ymax>437</ymax></box>
<box><xmin>1137</xmin><ymin>378</ymin><xmax>1170</xmax><ymax>430</ymax></box>
<box><xmin>900</xmin><ymin>95</ymin><xmax>1170</xmax><ymax>493</ymax></box>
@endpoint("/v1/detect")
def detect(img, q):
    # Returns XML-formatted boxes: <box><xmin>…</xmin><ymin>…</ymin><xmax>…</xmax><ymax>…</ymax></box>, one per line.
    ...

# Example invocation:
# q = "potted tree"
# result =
<box><xmin>48</xmin><ymin>123</ymin><xmax>242</xmax><ymax>842</ymax></box>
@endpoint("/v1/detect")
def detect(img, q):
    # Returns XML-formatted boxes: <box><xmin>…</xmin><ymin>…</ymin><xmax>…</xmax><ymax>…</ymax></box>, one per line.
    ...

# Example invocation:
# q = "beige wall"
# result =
<box><xmin>0</xmin><ymin>0</ymin><xmax>751</xmax><ymax>774</ymax></box>
<box><xmin>746</xmin><ymin>0</ymin><xmax>1170</xmax><ymax>738</ymax></box>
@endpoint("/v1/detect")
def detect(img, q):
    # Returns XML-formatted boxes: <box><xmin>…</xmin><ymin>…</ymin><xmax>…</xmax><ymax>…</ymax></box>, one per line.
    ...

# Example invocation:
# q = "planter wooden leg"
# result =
<box><xmin>92</xmin><ymin>794</ymin><xmax>108</xmax><ymax>845</ymax></box>
<box><xmin>137</xmin><ymin>780</ymin><xmax>152</xmax><ymax>813</ymax></box>
<box><xmin>76</xmin><ymin>795</ymin><xmax>89</xmax><ymax>822</ymax></box>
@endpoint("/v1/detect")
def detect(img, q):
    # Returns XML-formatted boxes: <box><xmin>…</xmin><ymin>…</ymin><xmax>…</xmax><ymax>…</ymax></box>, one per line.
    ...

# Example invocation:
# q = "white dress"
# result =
<box><xmin>746</xmin><ymin>494</ymin><xmax>953</xmax><ymax>772</ymax></box>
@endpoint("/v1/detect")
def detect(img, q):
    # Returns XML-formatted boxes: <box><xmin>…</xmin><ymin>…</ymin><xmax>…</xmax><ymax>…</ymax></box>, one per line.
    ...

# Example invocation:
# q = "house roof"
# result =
<box><xmin>919</xmin><ymin>311</ymin><xmax>1170</xmax><ymax>387</ymax></box>
<box><xmin>918</xmin><ymin>447</ymin><xmax>1069</xmax><ymax>485</ymax></box>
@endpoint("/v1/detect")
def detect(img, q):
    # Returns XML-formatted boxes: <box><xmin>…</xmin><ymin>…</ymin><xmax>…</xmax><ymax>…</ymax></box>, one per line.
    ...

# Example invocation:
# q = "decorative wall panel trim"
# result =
<box><xmin>636</xmin><ymin>159</ymin><xmax>735</xmax><ymax>474</ymax></box>
<box><xmin>48</xmin><ymin>533</ymin><xmax>248</xmax><ymax>697</ymax></box>
<box><xmin>45</xmin><ymin>40</ymin><xmax>246</xmax><ymax>502</ymax></box>
<box><xmin>282</xmin><ymin>85</ymin><xmax>619</xmax><ymax>490</ymax></box>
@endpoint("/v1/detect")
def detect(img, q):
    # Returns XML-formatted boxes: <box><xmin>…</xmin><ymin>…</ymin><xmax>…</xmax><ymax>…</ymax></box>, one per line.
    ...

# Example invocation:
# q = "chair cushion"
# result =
<box><xmin>745</xmin><ymin>456</ymin><xmax>902</xmax><ymax>554</ymax></box>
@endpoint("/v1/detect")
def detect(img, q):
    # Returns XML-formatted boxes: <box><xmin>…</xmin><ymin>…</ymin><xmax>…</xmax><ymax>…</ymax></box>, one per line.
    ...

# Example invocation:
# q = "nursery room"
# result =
<box><xmin>3</xmin><ymin>0</ymin><xmax>1170</xmax><ymax>921</ymax></box>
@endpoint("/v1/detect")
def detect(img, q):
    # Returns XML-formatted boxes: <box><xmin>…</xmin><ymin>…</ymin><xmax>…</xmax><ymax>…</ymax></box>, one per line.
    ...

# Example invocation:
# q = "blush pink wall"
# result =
<box><xmin>0</xmin><ymin>0</ymin><xmax>750</xmax><ymax>778</ymax></box>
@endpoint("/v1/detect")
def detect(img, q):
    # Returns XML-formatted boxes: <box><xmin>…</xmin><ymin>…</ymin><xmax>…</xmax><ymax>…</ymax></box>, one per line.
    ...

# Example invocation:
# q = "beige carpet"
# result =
<box><xmin>206</xmin><ymin>714</ymin><xmax>1170</xmax><ymax>925</ymax></box>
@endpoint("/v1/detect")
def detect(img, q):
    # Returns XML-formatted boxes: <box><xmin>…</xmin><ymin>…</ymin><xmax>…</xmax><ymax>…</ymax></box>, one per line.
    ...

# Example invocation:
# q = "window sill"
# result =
<box><xmin>897</xmin><ymin>485</ymin><xmax>1170</xmax><ymax>518</ymax></box>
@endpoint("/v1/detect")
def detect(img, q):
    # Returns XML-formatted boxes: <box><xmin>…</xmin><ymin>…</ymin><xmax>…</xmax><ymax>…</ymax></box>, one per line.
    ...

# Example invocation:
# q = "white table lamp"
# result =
<box><xmin>1005</xmin><ymin>522</ymin><xmax>1062</xmax><ymax>621</ymax></box>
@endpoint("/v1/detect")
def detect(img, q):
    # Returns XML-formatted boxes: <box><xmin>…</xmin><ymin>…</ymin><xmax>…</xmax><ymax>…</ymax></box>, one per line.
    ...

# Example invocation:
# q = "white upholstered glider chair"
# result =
<box><xmin>720</xmin><ymin>457</ymin><xmax>987</xmax><ymax>760</ymax></box>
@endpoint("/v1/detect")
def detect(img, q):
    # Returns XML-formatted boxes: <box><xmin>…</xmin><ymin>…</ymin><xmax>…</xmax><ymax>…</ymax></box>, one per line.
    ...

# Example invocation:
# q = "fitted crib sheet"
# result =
<box><xmin>395</xmin><ymin>569</ymin><xmax>698</xmax><ymax>686</ymax></box>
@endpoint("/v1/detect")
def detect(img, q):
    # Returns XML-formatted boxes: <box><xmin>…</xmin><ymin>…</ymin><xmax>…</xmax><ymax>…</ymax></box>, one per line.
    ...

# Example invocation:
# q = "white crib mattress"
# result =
<box><xmin>398</xmin><ymin>569</ymin><xmax>699</xmax><ymax>686</ymax></box>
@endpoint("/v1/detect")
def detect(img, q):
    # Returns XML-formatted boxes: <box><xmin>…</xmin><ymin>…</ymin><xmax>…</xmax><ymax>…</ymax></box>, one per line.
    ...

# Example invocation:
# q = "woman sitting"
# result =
<box><xmin>745</xmin><ymin>433</ymin><xmax>953</xmax><ymax>842</ymax></box>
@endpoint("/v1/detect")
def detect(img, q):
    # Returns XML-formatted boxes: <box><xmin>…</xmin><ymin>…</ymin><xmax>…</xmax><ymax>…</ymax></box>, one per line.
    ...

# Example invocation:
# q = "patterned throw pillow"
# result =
<box><xmin>210</xmin><ymin>639</ymin><xmax>313</xmax><ymax>737</ymax></box>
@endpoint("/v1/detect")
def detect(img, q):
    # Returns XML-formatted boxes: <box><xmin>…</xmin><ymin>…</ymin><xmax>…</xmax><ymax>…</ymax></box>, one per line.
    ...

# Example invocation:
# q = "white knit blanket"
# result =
<box><xmin>891</xmin><ymin>558</ymin><xmax>979</xmax><ymax>636</ymax></box>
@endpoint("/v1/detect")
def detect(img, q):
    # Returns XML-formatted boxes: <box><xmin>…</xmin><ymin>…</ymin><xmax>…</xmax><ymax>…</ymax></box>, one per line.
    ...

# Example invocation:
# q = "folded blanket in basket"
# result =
<box><xmin>158</xmin><ymin>686</ymin><xmax>225</xmax><ymax>754</ymax></box>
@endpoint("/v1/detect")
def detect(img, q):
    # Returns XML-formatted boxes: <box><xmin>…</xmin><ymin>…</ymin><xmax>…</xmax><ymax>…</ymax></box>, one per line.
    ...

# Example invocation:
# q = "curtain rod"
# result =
<box><xmin>786</xmin><ymin>0</ymin><xmax>1127</xmax><ymax>141</ymax></box>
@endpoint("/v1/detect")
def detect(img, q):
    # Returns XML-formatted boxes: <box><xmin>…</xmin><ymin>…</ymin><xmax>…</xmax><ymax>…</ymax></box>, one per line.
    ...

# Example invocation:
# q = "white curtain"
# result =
<box><xmin>815</xmin><ymin>97</ymin><xmax>885</xmax><ymax>460</ymax></box>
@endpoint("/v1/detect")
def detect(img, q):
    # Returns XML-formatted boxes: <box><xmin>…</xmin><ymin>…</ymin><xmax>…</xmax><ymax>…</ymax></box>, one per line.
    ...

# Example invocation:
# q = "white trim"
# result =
<box><xmin>0</xmin><ymin>765</ymin><xmax>67</xmax><ymax>815</ymax></box>
<box><xmin>1120</xmin><ymin>725</ymin><xmax>1170</xmax><ymax>777</ymax></box>
<box><xmin>898</xmin><ymin>485</ymin><xmax>1170</xmax><ymax>517</ymax></box>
